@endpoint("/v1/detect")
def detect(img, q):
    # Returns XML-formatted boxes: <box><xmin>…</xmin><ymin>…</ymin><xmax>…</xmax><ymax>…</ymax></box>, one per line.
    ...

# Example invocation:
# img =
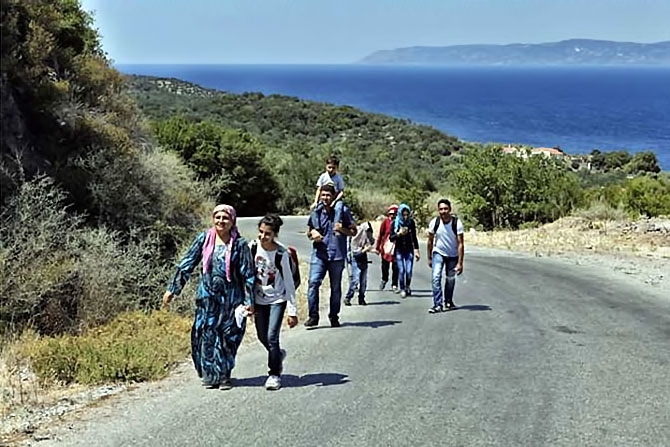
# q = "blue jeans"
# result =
<box><xmin>345</xmin><ymin>253</ymin><xmax>369</xmax><ymax>301</ymax></box>
<box><xmin>307</xmin><ymin>254</ymin><xmax>345</xmax><ymax>321</ymax></box>
<box><xmin>395</xmin><ymin>251</ymin><xmax>414</xmax><ymax>291</ymax></box>
<box><xmin>254</xmin><ymin>301</ymin><xmax>287</xmax><ymax>376</ymax></box>
<box><xmin>431</xmin><ymin>254</ymin><xmax>458</xmax><ymax>307</ymax></box>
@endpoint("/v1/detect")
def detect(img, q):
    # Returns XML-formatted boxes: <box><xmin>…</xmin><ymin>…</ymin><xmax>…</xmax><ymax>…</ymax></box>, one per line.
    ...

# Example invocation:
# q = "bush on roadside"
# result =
<box><xmin>573</xmin><ymin>200</ymin><xmax>630</xmax><ymax>221</ymax></box>
<box><xmin>18</xmin><ymin>311</ymin><xmax>191</xmax><ymax>385</ymax></box>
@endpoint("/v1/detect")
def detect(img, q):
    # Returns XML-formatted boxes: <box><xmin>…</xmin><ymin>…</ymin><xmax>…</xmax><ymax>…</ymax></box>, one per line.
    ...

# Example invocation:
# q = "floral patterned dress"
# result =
<box><xmin>168</xmin><ymin>231</ymin><xmax>255</xmax><ymax>385</ymax></box>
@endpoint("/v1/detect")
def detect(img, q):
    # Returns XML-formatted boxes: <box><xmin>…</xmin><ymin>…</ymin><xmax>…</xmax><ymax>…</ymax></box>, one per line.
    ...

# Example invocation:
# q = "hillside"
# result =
<box><xmin>358</xmin><ymin>39</ymin><xmax>670</xmax><ymax>65</ymax></box>
<box><xmin>125</xmin><ymin>74</ymin><xmax>465</xmax><ymax>190</ymax></box>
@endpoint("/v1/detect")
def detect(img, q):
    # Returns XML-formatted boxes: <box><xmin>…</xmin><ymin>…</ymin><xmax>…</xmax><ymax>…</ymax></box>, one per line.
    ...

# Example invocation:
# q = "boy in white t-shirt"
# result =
<box><xmin>426</xmin><ymin>199</ymin><xmax>464</xmax><ymax>313</ymax></box>
<box><xmin>312</xmin><ymin>155</ymin><xmax>345</xmax><ymax>223</ymax></box>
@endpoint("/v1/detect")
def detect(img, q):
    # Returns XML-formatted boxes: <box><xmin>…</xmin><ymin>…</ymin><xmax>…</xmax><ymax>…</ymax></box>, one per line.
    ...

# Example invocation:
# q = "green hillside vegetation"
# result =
<box><xmin>126</xmin><ymin>74</ymin><xmax>466</xmax><ymax>213</ymax></box>
<box><xmin>1</xmin><ymin>0</ymin><xmax>668</xmax><ymax>370</ymax></box>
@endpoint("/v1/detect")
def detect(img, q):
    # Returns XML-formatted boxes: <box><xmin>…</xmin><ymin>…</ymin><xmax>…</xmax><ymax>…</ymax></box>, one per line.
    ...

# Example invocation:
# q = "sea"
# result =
<box><xmin>117</xmin><ymin>64</ymin><xmax>670</xmax><ymax>170</ymax></box>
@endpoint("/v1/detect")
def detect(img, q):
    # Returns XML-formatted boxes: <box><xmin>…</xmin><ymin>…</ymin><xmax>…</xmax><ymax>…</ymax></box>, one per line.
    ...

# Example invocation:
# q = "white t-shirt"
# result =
<box><xmin>316</xmin><ymin>172</ymin><xmax>345</xmax><ymax>193</ymax></box>
<box><xmin>428</xmin><ymin>217</ymin><xmax>464</xmax><ymax>258</ymax></box>
<box><xmin>251</xmin><ymin>243</ymin><xmax>297</xmax><ymax>316</ymax></box>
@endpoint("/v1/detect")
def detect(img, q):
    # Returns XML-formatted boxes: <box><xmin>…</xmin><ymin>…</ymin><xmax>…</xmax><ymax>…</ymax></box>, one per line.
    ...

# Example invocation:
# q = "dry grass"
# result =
<box><xmin>464</xmin><ymin>216</ymin><xmax>670</xmax><ymax>260</ymax></box>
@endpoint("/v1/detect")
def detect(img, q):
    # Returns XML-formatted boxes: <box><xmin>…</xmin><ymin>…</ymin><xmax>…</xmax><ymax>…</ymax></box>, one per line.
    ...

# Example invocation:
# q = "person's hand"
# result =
<box><xmin>414</xmin><ymin>249</ymin><xmax>421</xmax><ymax>262</ymax></box>
<box><xmin>310</xmin><ymin>229</ymin><xmax>324</xmax><ymax>243</ymax></box>
<box><xmin>161</xmin><ymin>291</ymin><xmax>174</xmax><ymax>310</ymax></box>
<box><xmin>455</xmin><ymin>263</ymin><xmax>464</xmax><ymax>275</ymax></box>
<box><xmin>334</xmin><ymin>222</ymin><xmax>343</xmax><ymax>232</ymax></box>
<box><xmin>245</xmin><ymin>304</ymin><xmax>255</xmax><ymax>316</ymax></box>
<box><xmin>287</xmin><ymin>316</ymin><xmax>298</xmax><ymax>328</ymax></box>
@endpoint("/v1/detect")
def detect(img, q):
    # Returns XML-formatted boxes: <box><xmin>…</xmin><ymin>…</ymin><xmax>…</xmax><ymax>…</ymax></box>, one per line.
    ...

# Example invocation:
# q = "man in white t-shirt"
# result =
<box><xmin>426</xmin><ymin>199</ymin><xmax>464</xmax><ymax>313</ymax></box>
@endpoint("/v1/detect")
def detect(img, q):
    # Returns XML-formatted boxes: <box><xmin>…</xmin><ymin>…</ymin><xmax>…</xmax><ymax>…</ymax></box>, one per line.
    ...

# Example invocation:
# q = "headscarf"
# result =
<box><xmin>393</xmin><ymin>203</ymin><xmax>411</xmax><ymax>232</ymax></box>
<box><xmin>202</xmin><ymin>204</ymin><xmax>239</xmax><ymax>281</ymax></box>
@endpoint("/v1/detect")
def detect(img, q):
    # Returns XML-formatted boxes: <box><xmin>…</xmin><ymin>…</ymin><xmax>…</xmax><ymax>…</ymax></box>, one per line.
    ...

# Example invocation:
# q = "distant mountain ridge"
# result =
<box><xmin>357</xmin><ymin>39</ymin><xmax>670</xmax><ymax>65</ymax></box>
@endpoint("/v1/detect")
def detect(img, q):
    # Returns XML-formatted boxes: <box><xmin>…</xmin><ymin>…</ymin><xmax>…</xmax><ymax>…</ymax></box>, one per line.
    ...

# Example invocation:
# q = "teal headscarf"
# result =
<box><xmin>394</xmin><ymin>203</ymin><xmax>411</xmax><ymax>232</ymax></box>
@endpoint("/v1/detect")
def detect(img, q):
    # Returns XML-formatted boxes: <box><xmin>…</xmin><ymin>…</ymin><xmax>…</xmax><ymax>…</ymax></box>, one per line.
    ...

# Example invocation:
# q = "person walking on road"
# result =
<box><xmin>427</xmin><ymin>199</ymin><xmax>464</xmax><ymax>313</ymax></box>
<box><xmin>344</xmin><ymin>221</ymin><xmax>375</xmax><ymax>306</ymax></box>
<box><xmin>389</xmin><ymin>203</ymin><xmax>420</xmax><ymax>298</ymax></box>
<box><xmin>375</xmin><ymin>204</ymin><xmax>399</xmax><ymax>292</ymax></box>
<box><xmin>250</xmin><ymin>214</ymin><xmax>298</xmax><ymax>391</ymax></box>
<box><xmin>305</xmin><ymin>184</ymin><xmax>357</xmax><ymax>327</ymax></box>
<box><xmin>162</xmin><ymin>204</ymin><xmax>255</xmax><ymax>390</ymax></box>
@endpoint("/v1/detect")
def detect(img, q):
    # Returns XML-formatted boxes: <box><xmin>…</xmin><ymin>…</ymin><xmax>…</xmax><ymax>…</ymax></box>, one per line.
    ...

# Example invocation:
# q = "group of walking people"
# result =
<box><xmin>160</xmin><ymin>155</ymin><xmax>464</xmax><ymax>392</ymax></box>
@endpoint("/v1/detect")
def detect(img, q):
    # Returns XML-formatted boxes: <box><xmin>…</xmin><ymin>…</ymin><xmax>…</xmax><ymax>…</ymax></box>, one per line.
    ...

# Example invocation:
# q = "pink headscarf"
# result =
<box><xmin>202</xmin><ymin>204</ymin><xmax>239</xmax><ymax>281</ymax></box>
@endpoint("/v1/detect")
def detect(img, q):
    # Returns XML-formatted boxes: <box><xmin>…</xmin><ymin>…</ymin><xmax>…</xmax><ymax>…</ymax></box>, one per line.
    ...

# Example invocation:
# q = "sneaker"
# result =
<box><xmin>406</xmin><ymin>288</ymin><xmax>412</xmax><ymax>296</ymax></box>
<box><xmin>445</xmin><ymin>302</ymin><xmax>457</xmax><ymax>311</ymax></box>
<box><xmin>344</xmin><ymin>298</ymin><xmax>352</xmax><ymax>306</ymax></box>
<box><xmin>329</xmin><ymin>317</ymin><xmax>341</xmax><ymax>328</ymax></box>
<box><xmin>265</xmin><ymin>375</ymin><xmax>281</xmax><ymax>391</ymax></box>
<box><xmin>304</xmin><ymin>317</ymin><xmax>319</xmax><ymax>327</ymax></box>
<box><xmin>219</xmin><ymin>379</ymin><xmax>232</xmax><ymax>391</ymax></box>
<box><xmin>358</xmin><ymin>298</ymin><xmax>367</xmax><ymax>306</ymax></box>
<box><xmin>379</xmin><ymin>280</ymin><xmax>387</xmax><ymax>290</ymax></box>
<box><xmin>428</xmin><ymin>305</ymin><xmax>443</xmax><ymax>314</ymax></box>
<box><xmin>400</xmin><ymin>290</ymin><xmax>407</xmax><ymax>299</ymax></box>
<box><xmin>392</xmin><ymin>286</ymin><xmax>399</xmax><ymax>293</ymax></box>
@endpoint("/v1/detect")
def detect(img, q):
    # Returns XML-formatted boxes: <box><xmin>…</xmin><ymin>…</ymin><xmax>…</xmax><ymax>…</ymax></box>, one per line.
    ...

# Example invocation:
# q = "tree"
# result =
<box><xmin>153</xmin><ymin>117</ymin><xmax>281</xmax><ymax>215</ymax></box>
<box><xmin>625</xmin><ymin>151</ymin><xmax>661</xmax><ymax>174</ymax></box>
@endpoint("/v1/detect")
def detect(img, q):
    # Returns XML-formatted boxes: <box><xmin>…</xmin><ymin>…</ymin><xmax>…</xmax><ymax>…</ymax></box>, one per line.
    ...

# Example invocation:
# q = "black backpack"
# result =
<box><xmin>432</xmin><ymin>216</ymin><xmax>459</xmax><ymax>235</ymax></box>
<box><xmin>250</xmin><ymin>240</ymin><xmax>301</xmax><ymax>289</ymax></box>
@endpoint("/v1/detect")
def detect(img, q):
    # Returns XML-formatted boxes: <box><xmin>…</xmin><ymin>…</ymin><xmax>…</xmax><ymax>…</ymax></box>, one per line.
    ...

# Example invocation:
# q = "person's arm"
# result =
<box><xmin>456</xmin><ymin>221</ymin><xmax>465</xmax><ymax>274</ymax></box>
<box><xmin>307</xmin><ymin>210</ymin><xmax>324</xmax><ymax>243</ymax></box>
<box><xmin>281</xmin><ymin>251</ymin><xmax>298</xmax><ymax>321</ymax></box>
<box><xmin>427</xmin><ymin>229</ymin><xmax>435</xmax><ymax>268</ymax></box>
<box><xmin>162</xmin><ymin>231</ymin><xmax>206</xmax><ymax>307</ymax></box>
<box><xmin>335</xmin><ymin>206</ymin><xmax>357</xmax><ymax>236</ymax></box>
<box><xmin>238</xmin><ymin>240</ymin><xmax>256</xmax><ymax>312</ymax></box>
<box><xmin>411</xmin><ymin>221</ymin><xmax>420</xmax><ymax>261</ymax></box>
<box><xmin>389</xmin><ymin>225</ymin><xmax>399</xmax><ymax>242</ymax></box>
<box><xmin>312</xmin><ymin>186</ymin><xmax>322</xmax><ymax>208</ymax></box>
<box><xmin>375</xmin><ymin>220</ymin><xmax>387</xmax><ymax>252</ymax></box>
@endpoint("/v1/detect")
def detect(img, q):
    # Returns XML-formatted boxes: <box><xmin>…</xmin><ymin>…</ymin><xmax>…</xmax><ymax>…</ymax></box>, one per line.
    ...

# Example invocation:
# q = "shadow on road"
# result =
<box><xmin>233</xmin><ymin>373</ymin><xmax>350</xmax><ymax>388</ymax></box>
<box><xmin>454</xmin><ymin>304</ymin><xmax>492</xmax><ymax>311</ymax></box>
<box><xmin>306</xmin><ymin>320</ymin><xmax>402</xmax><ymax>330</ymax></box>
<box><xmin>365</xmin><ymin>300</ymin><xmax>400</xmax><ymax>306</ymax></box>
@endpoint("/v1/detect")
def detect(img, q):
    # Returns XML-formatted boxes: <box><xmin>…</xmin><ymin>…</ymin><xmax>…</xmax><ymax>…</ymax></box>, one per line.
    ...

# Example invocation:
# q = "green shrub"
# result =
<box><xmin>19</xmin><ymin>311</ymin><xmax>191</xmax><ymax>385</ymax></box>
<box><xmin>624</xmin><ymin>175</ymin><xmax>670</xmax><ymax>217</ymax></box>
<box><xmin>573</xmin><ymin>200</ymin><xmax>630</xmax><ymax>221</ymax></box>
<box><xmin>0</xmin><ymin>176</ymin><xmax>192</xmax><ymax>336</ymax></box>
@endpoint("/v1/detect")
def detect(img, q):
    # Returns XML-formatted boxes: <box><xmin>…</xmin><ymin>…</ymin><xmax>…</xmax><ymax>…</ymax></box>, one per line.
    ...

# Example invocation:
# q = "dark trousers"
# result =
<box><xmin>381</xmin><ymin>258</ymin><xmax>399</xmax><ymax>287</ymax></box>
<box><xmin>254</xmin><ymin>301</ymin><xmax>286</xmax><ymax>376</ymax></box>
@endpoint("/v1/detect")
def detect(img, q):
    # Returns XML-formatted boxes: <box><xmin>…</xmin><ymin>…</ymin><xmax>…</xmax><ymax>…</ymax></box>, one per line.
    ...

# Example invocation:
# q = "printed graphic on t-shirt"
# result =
<box><xmin>255</xmin><ymin>255</ymin><xmax>277</xmax><ymax>288</ymax></box>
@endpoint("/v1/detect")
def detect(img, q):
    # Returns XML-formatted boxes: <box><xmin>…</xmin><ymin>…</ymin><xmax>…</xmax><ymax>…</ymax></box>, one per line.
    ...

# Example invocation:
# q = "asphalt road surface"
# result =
<box><xmin>39</xmin><ymin>216</ymin><xmax>670</xmax><ymax>447</ymax></box>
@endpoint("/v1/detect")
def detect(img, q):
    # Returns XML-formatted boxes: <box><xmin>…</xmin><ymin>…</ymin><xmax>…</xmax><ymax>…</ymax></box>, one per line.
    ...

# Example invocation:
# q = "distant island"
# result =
<box><xmin>357</xmin><ymin>39</ymin><xmax>670</xmax><ymax>66</ymax></box>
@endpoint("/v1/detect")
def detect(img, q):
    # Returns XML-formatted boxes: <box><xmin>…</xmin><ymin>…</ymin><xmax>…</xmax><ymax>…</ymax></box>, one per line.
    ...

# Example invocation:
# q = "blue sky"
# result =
<box><xmin>79</xmin><ymin>0</ymin><xmax>670</xmax><ymax>64</ymax></box>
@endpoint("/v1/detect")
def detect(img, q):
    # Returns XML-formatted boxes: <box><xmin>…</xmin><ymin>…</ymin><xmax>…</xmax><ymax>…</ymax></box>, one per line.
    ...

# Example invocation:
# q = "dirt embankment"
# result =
<box><xmin>464</xmin><ymin>216</ymin><xmax>670</xmax><ymax>288</ymax></box>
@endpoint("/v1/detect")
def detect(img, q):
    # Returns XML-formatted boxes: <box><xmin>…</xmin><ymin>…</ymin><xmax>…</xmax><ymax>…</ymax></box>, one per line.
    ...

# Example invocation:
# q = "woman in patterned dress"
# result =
<box><xmin>162</xmin><ymin>204</ymin><xmax>255</xmax><ymax>390</ymax></box>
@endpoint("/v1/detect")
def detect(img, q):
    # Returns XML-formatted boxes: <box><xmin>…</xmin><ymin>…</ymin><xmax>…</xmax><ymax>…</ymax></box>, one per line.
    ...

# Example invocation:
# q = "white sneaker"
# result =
<box><xmin>265</xmin><ymin>375</ymin><xmax>281</xmax><ymax>391</ymax></box>
<box><xmin>400</xmin><ymin>290</ymin><xmax>407</xmax><ymax>298</ymax></box>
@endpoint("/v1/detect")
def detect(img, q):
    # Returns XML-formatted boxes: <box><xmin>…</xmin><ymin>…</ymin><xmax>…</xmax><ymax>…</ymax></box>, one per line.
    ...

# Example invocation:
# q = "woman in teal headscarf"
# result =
<box><xmin>389</xmin><ymin>203</ymin><xmax>420</xmax><ymax>298</ymax></box>
<box><xmin>162</xmin><ymin>204</ymin><xmax>255</xmax><ymax>390</ymax></box>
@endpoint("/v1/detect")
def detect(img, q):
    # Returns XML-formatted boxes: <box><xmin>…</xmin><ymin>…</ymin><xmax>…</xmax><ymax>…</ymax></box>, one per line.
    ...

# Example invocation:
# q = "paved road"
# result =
<box><xmin>40</xmin><ymin>217</ymin><xmax>670</xmax><ymax>447</ymax></box>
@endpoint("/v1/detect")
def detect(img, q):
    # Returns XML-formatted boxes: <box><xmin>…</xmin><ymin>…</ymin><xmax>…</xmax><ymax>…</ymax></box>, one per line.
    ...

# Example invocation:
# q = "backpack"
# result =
<box><xmin>432</xmin><ymin>216</ymin><xmax>459</xmax><ymax>236</ymax></box>
<box><xmin>250</xmin><ymin>240</ymin><xmax>301</xmax><ymax>289</ymax></box>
